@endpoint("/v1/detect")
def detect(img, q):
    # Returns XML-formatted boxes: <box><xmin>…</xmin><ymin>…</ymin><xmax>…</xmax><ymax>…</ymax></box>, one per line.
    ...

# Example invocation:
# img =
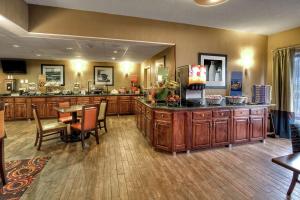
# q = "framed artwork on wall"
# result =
<box><xmin>41</xmin><ymin>64</ymin><xmax>65</xmax><ymax>86</ymax></box>
<box><xmin>198</xmin><ymin>53</ymin><xmax>227</xmax><ymax>89</ymax></box>
<box><xmin>155</xmin><ymin>56</ymin><xmax>167</xmax><ymax>83</ymax></box>
<box><xmin>94</xmin><ymin>66</ymin><xmax>114</xmax><ymax>86</ymax></box>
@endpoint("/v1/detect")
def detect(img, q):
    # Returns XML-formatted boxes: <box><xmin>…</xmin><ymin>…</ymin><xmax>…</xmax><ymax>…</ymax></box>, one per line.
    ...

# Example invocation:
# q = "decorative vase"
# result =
<box><xmin>209</xmin><ymin>61</ymin><xmax>216</xmax><ymax>81</ymax></box>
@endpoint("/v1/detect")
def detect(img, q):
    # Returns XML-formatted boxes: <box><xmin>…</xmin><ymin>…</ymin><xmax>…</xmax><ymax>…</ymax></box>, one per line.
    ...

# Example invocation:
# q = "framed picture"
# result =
<box><xmin>41</xmin><ymin>64</ymin><xmax>65</xmax><ymax>86</ymax></box>
<box><xmin>198</xmin><ymin>53</ymin><xmax>227</xmax><ymax>89</ymax></box>
<box><xmin>155</xmin><ymin>56</ymin><xmax>167</xmax><ymax>83</ymax></box>
<box><xmin>94</xmin><ymin>66</ymin><xmax>114</xmax><ymax>86</ymax></box>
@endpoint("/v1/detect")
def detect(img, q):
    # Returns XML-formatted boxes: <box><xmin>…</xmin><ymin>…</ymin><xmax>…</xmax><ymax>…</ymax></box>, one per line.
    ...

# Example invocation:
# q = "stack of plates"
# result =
<box><xmin>252</xmin><ymin>85</ymin><xmax>272</xmax><ymax>104</ymax></box>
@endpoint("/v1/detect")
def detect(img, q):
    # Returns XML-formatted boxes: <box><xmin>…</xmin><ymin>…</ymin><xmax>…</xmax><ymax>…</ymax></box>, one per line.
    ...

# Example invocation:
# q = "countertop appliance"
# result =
<box><xmin>4</xmin><ymin>79</ymin><xmax>16</xmax><ymax>93</ymax></box>
<box><xmin>176</xmin><ymin>65</ymin><xmax>206</xmax><ymax>106</ymax></box>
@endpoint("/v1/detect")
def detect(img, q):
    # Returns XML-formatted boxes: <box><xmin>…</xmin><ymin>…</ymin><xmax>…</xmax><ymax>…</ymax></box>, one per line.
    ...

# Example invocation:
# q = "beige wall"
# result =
<box><xmin>0</xmin><ymin>59</ymin><xmax>140</xmax><ymax>93</ymax></box>
<box><xmin>0</xmin><ymin>0</ymin><xmax>28</xmax><ymax>30</ymax></box>
<box><xmin>267</xmin><ymin>27</ymin><xmax>300</xmax><ymax>85</ymax></box>
<box><xmin>28</xmin><ymin>5</ymin><xmax>268</xmax><ymax>96</ymax></box>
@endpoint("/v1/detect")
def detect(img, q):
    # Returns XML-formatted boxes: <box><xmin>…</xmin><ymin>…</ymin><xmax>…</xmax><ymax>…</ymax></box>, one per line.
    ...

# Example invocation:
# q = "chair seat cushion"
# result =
<box><xmin>71</xmin><ymin>123</ymin><xmax>82</xmax><ymax>131</ymax></box>
<box><xmin>58</xmin><ymin>116</ymin><xmax>72</xmax><ymax>123</ymax></box>
<box><xmin>42</xmin><ymin>122</ymin><xmax>67</xmax><ymax>131</ymax></box>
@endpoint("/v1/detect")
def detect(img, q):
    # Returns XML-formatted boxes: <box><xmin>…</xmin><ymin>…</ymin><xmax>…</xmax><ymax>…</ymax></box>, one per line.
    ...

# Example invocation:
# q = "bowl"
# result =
<box><xmin>226</xmin><ymin>96</ymin><xmax>248</xmax><ymax>104</ymax></box>
<box><xmin>205</xmin><ymin>95</ymin><xmax>223</xmax><ymax>105</ymax></box>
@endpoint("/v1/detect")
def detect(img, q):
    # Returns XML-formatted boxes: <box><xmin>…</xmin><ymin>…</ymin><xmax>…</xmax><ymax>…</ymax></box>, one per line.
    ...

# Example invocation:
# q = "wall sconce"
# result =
<box><xmin>70</xmin><ymin>59</ymin><xmax>87</xmax><ymax>76</ymax></box>
<box><xmin>239</xmin><ymin>48</ymin><xmax>254</xmax><ymax>76</ymax></box>
<box><xmin>120</xmin><ymin>61</ymin><xmax>134</xmax><ymax>78</ymax></box>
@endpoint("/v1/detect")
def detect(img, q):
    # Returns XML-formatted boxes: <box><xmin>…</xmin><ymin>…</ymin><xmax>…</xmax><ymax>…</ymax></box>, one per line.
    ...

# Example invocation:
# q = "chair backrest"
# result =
<box><xmin>0</xmin><ymin>102</ymin><xmax>4</xmax><ymax>139</ymax></box>
<box><xmin>58</xmin><ymin>102</ymin><xmax>71</xmax><ymax>118</ymax></box>
<box><xmin>98</xmin><ymin>99</ymin><xmax>108</xmax><ymax>120</ymax></box>
<box><xmin>81</xmin><ymin>104</ymin><xmax>99</xmax><ymax>132</ymax></box>
<box><xmin>291</xmin><ymin>123</ymin><xmax>300</xmax><ymax>153</ymax></box>
<box><xmin>32</xmin><ymin>104</ymin><xmax>43</xmax><ymax>133</ymax></box>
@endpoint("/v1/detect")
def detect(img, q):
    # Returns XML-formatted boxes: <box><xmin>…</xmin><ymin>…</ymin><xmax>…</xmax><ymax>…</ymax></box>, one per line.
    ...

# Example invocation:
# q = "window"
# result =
<box><xmin>294</xmin><ymin>53</ymin><xmax>300</xmax><ymax>121</ymax></box>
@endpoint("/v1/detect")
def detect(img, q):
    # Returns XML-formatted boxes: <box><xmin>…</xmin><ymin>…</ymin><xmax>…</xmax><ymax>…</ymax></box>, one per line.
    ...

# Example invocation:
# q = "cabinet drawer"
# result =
<box><xmin>106</xmin><ymin>96</ymin><xmax>118</xmax><ymax>101</ymax></box>
<box><xmin>234</xmin><ymin>109</ymin><xmax>249</xmax><ymax>117</ymax></box>
<box><xmin>193</xmin><ymin>111</ymin><xmax>212</xmax><ymax>120</ymax></box>
<box><xmin>3</xmin><ymin>98</ymin><xmax>14</xmax><ymax>103</ymax></box>
<box><xmin>154</xmin><ymin>111</ymin><xmax>172</xmax><ymax>121</ymax></box>
<box><xmin>31</xmin><ymin>98</ymin><xmax>46</xmax><ymax>102</ymax></box>
<box><xmin>250</xmin><ymin>108</ymin><xmax>264</xmax><ymax>116</ymax></box>
<box><xmin>119</xmin><ymin>96</ymin><xmax>131</xmax><ymax>100</ymax></box>
<box><xmin>15</xmin><ymin>98</ymin><xmax>26</xmax><ymax>103</ymax></box>
<box><xmin>213</xmin><ymin>110</ymin><xmax>230</xmax><ymax>118</ymax></box>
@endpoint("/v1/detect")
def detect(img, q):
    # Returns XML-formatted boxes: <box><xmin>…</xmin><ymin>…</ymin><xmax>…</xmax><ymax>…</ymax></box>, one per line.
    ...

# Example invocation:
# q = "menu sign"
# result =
<box><xmin>188</xmin><ymin>65</ymin><xmax>206</xmax><ymax>85</ymax></box>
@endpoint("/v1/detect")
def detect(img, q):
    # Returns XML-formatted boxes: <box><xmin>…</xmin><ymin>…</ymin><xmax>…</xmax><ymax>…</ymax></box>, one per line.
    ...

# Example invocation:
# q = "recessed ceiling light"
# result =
<box><xmin>112</xmin><ymin>57</ymin><xmax>116</xmax><ymax>60</ymax></box>
<box><xmin>36</xmin><ymin>54</ymin><xmax>41</xmax><ymax>57</ymax></box>
<box><xmin>12</xmin><ymin>44</ymin><xmax>20</xmax><ymax>48</ymax></box>
<box><xmin>113</xmin><ymin>50</ymin><xmax>118</xmax><ymax>54</ymax></box>
<box><xmin>66</xmin><ymin>47</ymin><xmax>73</xmax><ymax>50</ymax></box>
<box><xmin>194</xmin><ymin>0</ymin><xmax>229</xmax><ymax>7</ymax></box>
<box><xmin>76</xmin><ymin>55</ymin><xmax>81</xmax><ymax>58</ymax></box>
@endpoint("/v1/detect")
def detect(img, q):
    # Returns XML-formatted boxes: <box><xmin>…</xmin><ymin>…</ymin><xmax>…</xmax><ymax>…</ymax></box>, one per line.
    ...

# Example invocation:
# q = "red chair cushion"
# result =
<box><xmin>58</xmin><ymin>116</ymin><xmax>72</xmax><ymax>123</ymax></box>
<box><xmin>71</xmin><ymin>123</ymin><xmax>81</xmax><ymax>131</ymax></box>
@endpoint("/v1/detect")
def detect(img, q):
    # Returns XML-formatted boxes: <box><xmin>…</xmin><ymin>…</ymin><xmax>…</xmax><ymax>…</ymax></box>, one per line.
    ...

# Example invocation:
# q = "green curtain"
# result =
<box><xmin>272</xmin><ymin>48</ymin><xmax>295</xmax><ymax>138</ymax></box>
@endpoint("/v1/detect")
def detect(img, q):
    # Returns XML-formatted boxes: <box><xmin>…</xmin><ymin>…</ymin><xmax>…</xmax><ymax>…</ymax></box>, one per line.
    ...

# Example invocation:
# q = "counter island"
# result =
<box><xmin>135</xmin><ymin>98</ymin><xmax>273</xmax><ymax>154</ymax></box>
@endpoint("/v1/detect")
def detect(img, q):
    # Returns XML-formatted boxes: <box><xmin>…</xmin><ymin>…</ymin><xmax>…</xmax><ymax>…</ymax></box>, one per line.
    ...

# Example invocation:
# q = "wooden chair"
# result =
<box><xmin>32</xmin><ymin>105</ymin><xmax>67</xmax><ymax>150</ymax></box>
<box><xmin>0</xmin><ymin>102</ymin><xmax>6</xmax><ymax>185</ymax></box>
<box><xmin>98</xmin><ymin>99</ymin><xmax>108</xmax><ymax>132</ymax></box>
<box><xmin>57</xmin><ymin>102</ymin><xmax>72</xmax><ymax>123</ymax></box>
<box><xmin>71</xmin><ymin>104</ymin><xmax>99</xmax><ymax>149</ymax></box>
<box><xmin>286</xmin><ymin>123</ymin><xmax>300</xmax><ymax>195</ymax></box>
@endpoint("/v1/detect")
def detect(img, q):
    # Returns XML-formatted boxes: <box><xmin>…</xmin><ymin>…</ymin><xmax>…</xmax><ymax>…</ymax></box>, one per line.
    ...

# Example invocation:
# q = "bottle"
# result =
<box><xmin>209</xmin><ymin>61</ymin><xmax>216</xmax><ymax>81</ymax></box>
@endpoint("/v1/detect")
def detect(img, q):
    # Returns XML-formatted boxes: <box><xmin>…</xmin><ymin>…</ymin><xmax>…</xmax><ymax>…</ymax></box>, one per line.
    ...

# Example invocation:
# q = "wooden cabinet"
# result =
<box><xmin>154</xmin><ymin>120</ymin><xmax>172</xmax><ymax>152</ymax></box>
<box><xmin>14</xmin><ymin>98</ymin><xmax>27</xmax><ymax>119</ymax></box>
<box><xmin>233</xmin><ymin>117</ymin><xmax>249</xmax><ymax>144</ymax></box>
<box><xmin>212</xmin><ymin>118</ymin><xmax>231</xmax><ymax>147</ymax></box>
<box><xmin>3</xmin><ymin>98</ymin><xmax>14</xmax><ymax>121</ymax></box>
<box><xmin>107</xmin><ymin>96</ymin><xmax>118</xmax><ymax>115</ymax></box>
<box><xmin>31</xmin><ymin>98</ymin><xmax>47</xmax><ymax>118</ymax></box>
<box><xmin>192</xmin><ymin>120</ymin><xmax>211</xmax><ymax>149</ymax></box>
<box><xmin>46</xmin><ymin>102</ymin><xmax>58</xmax><ymax>118</ymax></box>
<box><xmin>250</xmin><ymin>116</ymin><xmax>264</xmax><ymax>141</ymax></box>
<box><xmin>119</xmin><ymin>96</ymin><xmax>131</xmax><ymax>115</ymax></box>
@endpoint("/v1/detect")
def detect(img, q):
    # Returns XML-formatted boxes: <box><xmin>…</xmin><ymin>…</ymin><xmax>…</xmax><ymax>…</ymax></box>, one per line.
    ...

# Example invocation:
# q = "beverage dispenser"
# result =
<box><xmin>176</xmin><ymin>65</ymin><xmax>206</xmax><ymax>106</ymax></box>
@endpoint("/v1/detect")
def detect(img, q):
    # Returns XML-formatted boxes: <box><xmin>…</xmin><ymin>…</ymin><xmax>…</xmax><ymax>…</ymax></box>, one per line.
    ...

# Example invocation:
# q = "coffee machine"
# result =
<box><xmin>176</xmin><ymin>65</ymin><xmax>206</xmax><ymax>106</ymax></box>
<box><xmin>4</xmin><ymin>79</ymin><xmax>16</xmax><ymax>94</ymax></box>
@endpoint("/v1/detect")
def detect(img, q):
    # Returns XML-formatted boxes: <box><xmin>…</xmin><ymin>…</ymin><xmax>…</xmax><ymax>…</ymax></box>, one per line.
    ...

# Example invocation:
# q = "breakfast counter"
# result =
<box><xmin>0</xmin><ymin>94</ymin><xmax>142</xmax><ymax>121</ymax></box>
<box><xmin>135</xmin><ymin>98</ymin><xmax>273</xmax><ymax>154</ymax></box>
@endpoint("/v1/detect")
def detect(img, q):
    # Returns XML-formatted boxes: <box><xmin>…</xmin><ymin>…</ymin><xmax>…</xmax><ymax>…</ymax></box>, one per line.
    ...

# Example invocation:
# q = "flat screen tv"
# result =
<box><xmin>1</xmin><ymin>59</ymin><xmax>27</xmax><ymax>74</ymax></box>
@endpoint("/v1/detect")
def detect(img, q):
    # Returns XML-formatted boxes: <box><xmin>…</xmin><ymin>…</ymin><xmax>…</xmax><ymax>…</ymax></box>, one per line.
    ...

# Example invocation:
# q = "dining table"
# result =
<box><xmin>54</xmin><ymin>104</ymin><xmax>89</xmax><ymax>142</ymax></box>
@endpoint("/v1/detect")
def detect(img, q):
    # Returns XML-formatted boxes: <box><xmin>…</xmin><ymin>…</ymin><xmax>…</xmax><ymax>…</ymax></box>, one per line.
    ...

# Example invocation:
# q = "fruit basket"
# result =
<box><xmin>205</xmin><ymin>95</ymin><xmax>223</xmax><ymax>105</ymax></box>
<box><xmin>225</xmin><ymin>96</ymin><xmax>248</xmax><ymax>105</ymax></box>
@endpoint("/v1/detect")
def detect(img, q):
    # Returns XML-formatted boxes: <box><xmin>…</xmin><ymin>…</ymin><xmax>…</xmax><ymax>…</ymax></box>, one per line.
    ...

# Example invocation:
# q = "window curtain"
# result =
<box><xmin>294</xmin><ymin>53</ymin><xmax>300</xmax><ymax>121</ymax></box>
<box><xmin>272</xmin><ymin>48</ymin><xmax>295</xmax><ymax>138</ymax></box>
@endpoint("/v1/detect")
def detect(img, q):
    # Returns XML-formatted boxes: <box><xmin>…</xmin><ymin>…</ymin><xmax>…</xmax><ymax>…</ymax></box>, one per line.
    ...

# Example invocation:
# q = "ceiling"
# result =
<box><xmin>0</xmin><ymin>21</ymin><xmax>171</xmax><ymax>63</ymax></box>
<box><xmin>25</xmin><ymin>0</ymin><xmax>300</xmax><ymax>35</ymax></box>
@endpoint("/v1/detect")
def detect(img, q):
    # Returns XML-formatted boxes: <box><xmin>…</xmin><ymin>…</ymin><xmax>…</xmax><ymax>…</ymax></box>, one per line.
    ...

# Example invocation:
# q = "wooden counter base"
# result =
<box><xmin>1</xmin><ymin>95</ymin><xmax>140</xmax><ymax>121</ymax></box>
<box><xmin>135</xmin><ymin>100</ymin><xmax>268</xmax><ymax>154</ymax></box>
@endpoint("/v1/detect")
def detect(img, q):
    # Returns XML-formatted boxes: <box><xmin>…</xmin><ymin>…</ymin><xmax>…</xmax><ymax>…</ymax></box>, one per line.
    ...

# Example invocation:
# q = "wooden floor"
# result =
<box><xmin>3</xmin><ymin>116</ymin><xmax>299</xmax><ymax>200</ymax></box>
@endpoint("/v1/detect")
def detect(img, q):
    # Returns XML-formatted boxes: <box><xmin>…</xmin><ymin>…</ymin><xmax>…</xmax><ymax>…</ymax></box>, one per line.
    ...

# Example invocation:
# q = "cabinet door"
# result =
<box><xmin>46</xmin><ymin>102</ymin><xmax>58</xmax><ymax>118</ymax></box>
<box><xmin>250</xmin><ymin>116</ymin><xmax>264</xmax><ymax>141</ymax></box>
<box><xmin>233</xmin><ymin>117</ymin><xmax>249</xmax><ymax>143</ymax></box>
<box><xmin>4</xmin><ymin>103</ymin><xmax>14</xmax><ymax>121</ymax></box>
<box><xmin>14</xmin><ymin>103</ymin><xmax>27</xmax><ymax>119</ymax></box>
<box><xmin>107</xmin><ymin>98</ymin><xmax>118</xmax><ymax>115</ymax></box>
<box><xmin>34</xmin><ymin>103</ymin><xmax>47</xmax><ymax>118</ymax></box>
<box><xmin>119</xmin><ymin>100</ymin><xmax>131</xmax><ymax>115</ymax></box>
<box><xmin>146</xmin><ymin>117</ymin><xmax>153</xmax><ymax>145</ymax></box>
<box><xmin>192</xmin><ymin>120</ymin><xmax>211</xmax><ymax>149</ymax></box>
<box><xmin>154</xmin><ymin>120</ymin><xmax>172</xmax><ymax>151</ymax></box>
<box><xmin>212</xmin><ymin>118</ymin><xmax>231</xmax><ymax>147</ymax></box>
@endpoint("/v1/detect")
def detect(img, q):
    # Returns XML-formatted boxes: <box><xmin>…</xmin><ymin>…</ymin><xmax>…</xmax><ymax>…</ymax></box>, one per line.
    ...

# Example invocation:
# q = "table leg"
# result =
<box><xmin>287</xmin><ymin>172</ymin><xmax>299</xmax><ymax>196</ymax></box>
<box><xmin>71</xmin><ymin>112</ymin><xmax>77</xmax><ymax>123</ymax></box>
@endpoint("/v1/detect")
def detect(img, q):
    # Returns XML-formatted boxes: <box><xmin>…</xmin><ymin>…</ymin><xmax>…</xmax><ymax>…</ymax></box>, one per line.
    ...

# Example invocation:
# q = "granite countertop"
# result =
<box><xmin>137</xmin><ymin>98</ymin><xmax>275</xmax><ymax>111</ymax></box>
<box><xmin>0</xmin><ymin>93</ymin><xmax>143</xmax><ymax>98</ymax></box>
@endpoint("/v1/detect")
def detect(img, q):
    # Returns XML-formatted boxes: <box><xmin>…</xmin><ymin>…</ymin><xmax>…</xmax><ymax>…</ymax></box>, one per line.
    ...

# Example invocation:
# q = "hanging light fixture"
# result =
<box><xmin>194</xmin><ymin>0</ymin><xmax>229</xmax><ymax>7</ymax></box>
